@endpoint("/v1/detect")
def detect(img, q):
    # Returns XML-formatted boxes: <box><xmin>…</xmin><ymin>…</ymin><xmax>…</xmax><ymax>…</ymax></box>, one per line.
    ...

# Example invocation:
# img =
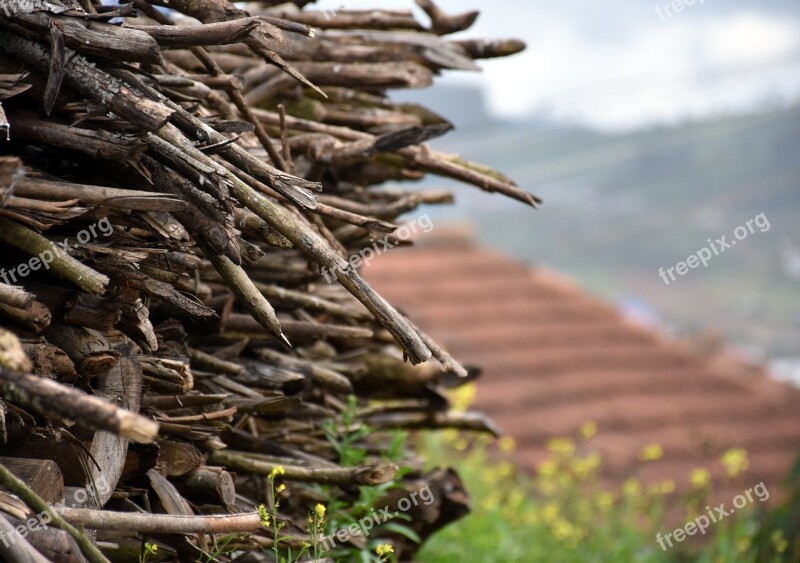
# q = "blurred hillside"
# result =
<box><xmin>394</xmin><ymin>85</ymin><xmax>800</xmax><ymax>362</ymax></box>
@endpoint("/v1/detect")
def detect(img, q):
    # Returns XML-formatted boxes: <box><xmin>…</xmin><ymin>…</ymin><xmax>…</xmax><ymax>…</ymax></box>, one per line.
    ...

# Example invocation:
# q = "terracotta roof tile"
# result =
<box><xmin>365</xmin><ymin>240</ymin><xmax>800</xmax><ymax>499</ymax></box>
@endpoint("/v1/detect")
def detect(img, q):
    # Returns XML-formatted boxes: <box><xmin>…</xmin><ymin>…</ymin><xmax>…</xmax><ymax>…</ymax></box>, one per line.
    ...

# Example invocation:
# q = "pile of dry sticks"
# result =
<box><xmin>0</xmin><ymin>0</ymin><xmax>536</xmax><ymax>560</ymax></box>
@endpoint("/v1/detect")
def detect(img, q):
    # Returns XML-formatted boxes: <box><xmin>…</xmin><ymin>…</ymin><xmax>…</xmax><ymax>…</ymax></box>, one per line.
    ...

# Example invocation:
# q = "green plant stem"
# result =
<box><xmin>0</xmin><ymin>462</ymin><xmax>109</xmax><ymax>563</ymax></box>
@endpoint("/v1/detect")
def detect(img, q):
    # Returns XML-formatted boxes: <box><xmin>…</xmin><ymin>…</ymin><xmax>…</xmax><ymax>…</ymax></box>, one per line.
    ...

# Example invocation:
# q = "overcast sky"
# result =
<box><xmin>314</xmin><ymin>0</ymin><xmax>800</xmax><ymax>130</ymax></box>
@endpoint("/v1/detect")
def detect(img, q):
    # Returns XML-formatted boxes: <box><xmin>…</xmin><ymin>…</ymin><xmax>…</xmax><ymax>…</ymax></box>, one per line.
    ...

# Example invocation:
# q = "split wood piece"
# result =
<box><xmin>0</xmin><ymin>218</ymin><xmax>109</xmax><ymax>295</ymax></box>
<box><xmin>244</xmin><ymin>61</ymin><xmax>434</xmax><ymax>106</ymax></box>
<box><xmin>0</xmin><ymin>11</ymin><xmax>162</xmax><ymax>64</ymax></box>
<box><xmin>0</xmin><ymin>511</ymin><xmax>52</xmax><ymax>563</ymax></box>
<box><xmin>147</xmin><ymin>469</ymin><xmax>192</xmax><ymax>517</ymax></box>
<box><xmin>317</xmin><ymin>190</ymin><xmax>453</xmax><ymax>218</ymax></box>
<box><xmin>83</xmin><ymin>345</ymin><xmax>144</xmax><ymax>509</ymax></box>
<box><xmin>133</xmin><ymin>3</ymin><xmax>289</xmax><ymax>172</ymax></box>
<box><xmin>191</xmin><ymin>45</ymin><xmax>289</xmax><ymax>173</ymax></box>
<box><xmin>0</xmin><ymin>457</ymin><xmax>63</xmax><ymax>504</ymax></box>
<box><xmin>279</xmin><ymin>31</ymin><xmax>480</xmax><ymax>72</ymax></box>
<box><xmin>174</xmin><ymin>467</ymin><xmax>236</xmax><ymax>509</ymax></box>
<box><xmin>453</xmin><ymin>38</ymin><xmax>527</xmax><ymax>60</ymax></box>
<box><xmin>155</xmin><ymin>440</ymin><xmax>206</xmax><ymax>478</ymax></box>
<box><xmin>263</xmin><ymin>7</ymin><xmax>424</xmax><ymax>31</ymax></box>
<box><xmin>0</xmin><ymin>284</ymin><xmax>32</xmax><ymax>309</ymax></box>
<box><xmin>233</xmin><ymin>209</ymin><xmax>293</xmax><ymax>248</ymax></box>
<box><xmin>0</xmin><ymin>299</ymin><xmax>51</xmax><ymax>334</ymax></box>
<box><xmin>226</xmin><ymin>313</ymin><xmax>372</xmax><ymax>341</ymax></box>
<box><xmin>188</xmin><ymin>347</ymin><xmax>245</xmax><ymax>376</ymax></box>
<box><xmin>11</xmin><ymin>177</ymin><xmax>187</xmax><ymax>213</ymax></box>
<box><xmin>226</xmin><ymin>175</ymin><xmax>432</xmax><ymax>364</ymax></box>
<box><xmin>147</xmin><ymin>93</ymin><xmax>319</xmax><ymax>210</ymax></box>
<box><xmin>142</xmin><ymin>0</ymin><xmax>323</xmax><ymax>96</ymax></box>
<box><xmin>0</xmin><ymin>510</ymin><xmax>88</xmax><ymax>563</ymax></box>
<box><xmin>206</xmin><ymin>253</ymin><xmax>289</xmax><ymax>347</ymax></box>
<box><xmin>153</xmin><ymin>407</ymin><xmax>237</xmax><ymax>424</ymax></box>
<box><xmin>209</xmin><ymin>449</ymin><xmax>398</xmax><ymax>485</ymax></box>
<box><xmin>0</xmin><ymin>366</ymin><xmax>158</xmax><ymax>443</ymax></box>
<box><xmin>43</xmin><ymin>325</ymin><xmax>119</xmax><ymax>378</ymax></box>
<box><xmin>144</xmin><ymin>159</ymin><xmax>241</xmax><ymax>265</ymax></box>
<box><xmin>398</xmin><ymin>145</ymin><xmax>541</xmax><ymax>207</ymax></box>
<box><xmin>7</xmin><ymin>112</ymin><xmax>147</xmax><ymax>163</ymax></box>
<box><xmin>416</xmin><ymin>0</ymin><xmax>479</xmax><ymax>36</ymax></box>
<box><xmin>366</xmin><ymin>410</ymin><xmax>501</xmax><ymax>436</ymax></box>
<box><xmin>253</xmin><ymin>282</ymin><xmax>371</xmax><ymax>320</ymax></box>
<box><xmin>0</xmin><ymin>328</ymin><xmax>31</xmax><ymax>372</ymax></box>
<box><xmin>143</xmin><ymin>395</ymin><xmax>230</xmax><ymax>411</ymax></box>
<box><xmin>253</xmin><ymin>107</ymin><xmax>540</xmax><ymax>206</ymax></box>
<box><xmin>0</xmin><ymin>33</ymin><xmax>173</xmax><ymax>132</ymax></box>
<box><xmin>140</xmin><ymin>357</ymin><xmax>193</xmax><ymax>395</ymax></box>
<box><xmin>58</xmin><ymin>508</ymin><xmax>262</xmax><ymax>534</ymax></box>
<box><xmin>21</xmin><ymin>340</ymin><xmax>77</xmax><ymax>382</ymax></box>
<box><xmin>0</xmin><ymin>462</ymin><xmax>108</xmax><ymax>563</ymax></box>
<box><xmin>405</xmin><ymin>318</ymin><xmax>468</xmax><ymax>379</ymax></box>
<box><xmin>254</xmin><ymin>348</ymin><xmax>352</xmax><ymax>394</ymax></box>
<box><xmin>125</xmin><ymin>18</ymin><xmax>262</xmax><ymax>48</ymax></box>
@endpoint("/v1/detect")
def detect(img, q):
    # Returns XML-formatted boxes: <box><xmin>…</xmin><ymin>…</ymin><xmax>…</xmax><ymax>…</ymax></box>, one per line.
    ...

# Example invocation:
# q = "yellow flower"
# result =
<box><xmin>596</xmin><ymin>491</ymin><xmax>615</xmax><ymax>512</ymax></box>
<box><xmin>376</xmin><ymin>544</ymin><xmax>394</xmax><ymax>557</ymax></box>
<box><xmin>771</xmin><ymin>530</ymin><xmax>788</xmax><ymax>554</ymax></box>
<box><xmin>257</xmin><ymin>504</ymin><xmax>270</xmax><ymax>527</ymax></box>
<box><xmin>623</xmin><ymin>478</ymin><xmax>642</xmax><ymax>497</ymax></box>
<box><xmin>269</xmin><ymin>465</ymin><xmax>286</xmax><ymax>480</ymax></box>
<box><xmin>315</xmin><ymin>504</ymin><xmax>326</xmax><ymax>519</ymax></box>
<box><xmin>580</xmin><ymin>421</ymin><xmax>597</xmax><ymax>440</ymax></box>
<box><xmin>449</xmin><ymin>383</ymin><xmax>476</xmax><ymax>412</ymax></box>
<box><xmin>720</xmin><ymin>448</ymin><xmax>748</xmax><ymax>477</ymax></box>
<box><xmin>498</xmin><ymin>435</ymin><xmax>517</xmax><ymax>453</ymax></box>
<box><xmin>498</xmin><ymin>461</ymin><xmax>515</xmax><ymax>477</ymax></box>
<box><xmin>572</xmin><ymin>453</ymin><xmax>601</xmax><ymax>478</ymax></box>
<box><xmin>659</xmin><ymin>479</ymin><xmax>675</xmax><ymax>494</ymax></box>
<box><xmin>647</xmin><ymin>479</ymin><xmax>675</xmax><ymax>495</ymax></box>
<box><xmin>691</xmin><ymin>467</ymin><xmax>711</xmax><ymax>489</ymax></box>
<box><xmin>276</xmin><ymin>484</ymin><xmax>286</xmax><ymax>493</ymax></box>
<box><xmin>144</xmin><ymin>542</ymin><xmax>158</xmax><ymax>554</ymax></box>
<box><xmin>547</xmin><ymin>438</ymin><xmax>575</xmax><ymax>456</ymax></box>
<box><xmin>537</xmin><ymin>458</ymin><xmax>558</xmax><ymax>478</ymax></box>
<box><xmin>638</xmin><ymin>443</ymin><xmax>663</xmax><ymax>462</ymax></box>
<box><xmin>736</xmin><ymin>536</ymin><xmax>751</xmax><ymax>553</ymax></box>
<box><xmin>542</xmin><ymin>502</ymin><xmax>560</xmax><ymax>523</ymax></box>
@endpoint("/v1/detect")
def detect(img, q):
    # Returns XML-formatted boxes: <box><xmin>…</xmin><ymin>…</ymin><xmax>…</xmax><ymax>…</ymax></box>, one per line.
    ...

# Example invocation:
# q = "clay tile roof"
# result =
<box><xmin>365</xmin><ymin>236</ymin><xmax>800</xmax><ymax>499</ymax></box>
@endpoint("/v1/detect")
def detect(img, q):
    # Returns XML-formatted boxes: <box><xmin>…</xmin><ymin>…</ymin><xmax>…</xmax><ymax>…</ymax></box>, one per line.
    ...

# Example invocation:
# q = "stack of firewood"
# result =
<box><xmin>0</xmin><ymin>0</ymin><xmax>535</xmax><ymax>560</ymax></box>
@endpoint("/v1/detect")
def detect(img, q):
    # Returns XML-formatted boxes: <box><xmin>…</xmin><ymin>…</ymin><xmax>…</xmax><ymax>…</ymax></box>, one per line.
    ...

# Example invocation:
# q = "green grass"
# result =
<box><xmin>415</xmin><ymin>390</ymin><xmax>800</xmax><ymax>562</ymax></box>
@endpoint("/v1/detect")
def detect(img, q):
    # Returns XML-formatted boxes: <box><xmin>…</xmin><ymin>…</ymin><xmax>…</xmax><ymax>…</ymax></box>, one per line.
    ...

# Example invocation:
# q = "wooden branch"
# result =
<box><xmin>125</xmin><ymin>18</ymin><xmax>262</xmax><ymax>48</ymax></box>
<box><xmin>11</xmin><ymin>178</ymin><xmax>187</xmax><ymax>213</ymax></box>
<box><xmin>226</xmin><ymin>175</ymin><xmax>432</xmax><ymax>364</ymax></box>
<box><xmin>0</xmin><ymin>366</ymin><xmax>158</xmax><ymax>443</ymax></box>
<box><xmin>416</xmin><ymin>0</ymin><xmax>479</xmax><ymax>35</ymax></box>
<box><xmin>0</xmin><ymin>217</ymin><xmax>109</xmax><ymax>295</ymax></box>
<box><xmin>58</xmin><ymin>508</ymin><xmax>261</xmax><ymax>534</ymax></box>
<box><xmin>209</xmin><ymin>450</ymin><xmax>398</xmax><ymax>485</ymax></box>
<box><xmin>0</xmin><ymin>462</ymin><xmax>108</xmax><ymax>563</ymax></box>
<box><xmin>0</xmin><ymin>33</ymin><xmax>174</xmax><ymax>132</ymax></box>
<box><xmin>0</xmin><ymin>283</ymin><xmax>33</xmax><ymax>309</ymax></box>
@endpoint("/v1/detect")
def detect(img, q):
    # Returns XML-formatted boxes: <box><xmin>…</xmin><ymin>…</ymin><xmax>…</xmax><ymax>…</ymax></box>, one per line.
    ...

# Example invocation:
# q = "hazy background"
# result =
<box><xmin>317</xmin><ymin>0</ymin><xmax>800</xmax><ymax>377</ymax></box>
